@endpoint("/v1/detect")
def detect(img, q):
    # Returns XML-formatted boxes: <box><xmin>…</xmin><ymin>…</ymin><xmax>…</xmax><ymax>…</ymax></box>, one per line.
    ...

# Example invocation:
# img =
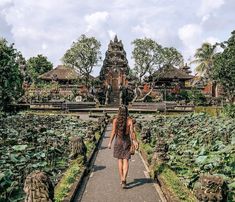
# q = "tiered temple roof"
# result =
<box><xmin>180</xmin><ymin>63</ymin><xmax>192</xmax><ymax>75</ymax></box>
<box><xmin>153</xmin><ymin>65</ymin><xmax>193</xmax><ymax>80</ymax></box>
<box><xmin>39</xmin><ymin>65</ymin><xmax>79</xmax><ymax>82</ymax></box>
<box><xmin>152</xmin><ymin>64</ymin><xmax>193</xmax><ymax>83</ymax></box>
<box><xmin>99</xmin><ymin>35</ymin><xmax>129</xmax><ymax>80</ymax></box>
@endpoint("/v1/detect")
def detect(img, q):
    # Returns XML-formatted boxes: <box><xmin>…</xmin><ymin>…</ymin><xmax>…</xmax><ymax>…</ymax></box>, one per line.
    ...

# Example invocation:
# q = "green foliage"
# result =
<box><xmin>12</xmin><ymin>144</ymin><xmax>27</xmax><ymax>151</ymax></box>
<box><xmin>55</xmin><ymin>159</ymin><xmax>83</xmax><ymax>202</ymax></box>
<box><xmin>157</xmin><ymin>164</ymin><xmax>197</xmax><ymax>201</ymax></box>
<box><xmin>161</xmin><ymin>47</ymin><xmax>184</xmax><ymax>67</ymax></box>
<box><xmin>144</xmin><ymin>95</ymin><xmax>153</xmax><ymax>102</ymax></box>
<box><xmin>131</xmin><ymin>38</ymin><xmax>162</xmax><ymax>83</ymax></box>
<box><xmin>23</xmin><ymin>82</ymin><xmax>60</xmax><ymax>103</ymax></box>
<box><xmin>17</xmin><ymin>52</ymin><xmax>27</xmax><ymax>81</ymax></box>
<box><xmin>178</xmin><ymin>90</ymin><xmax>190</xmax><ymax>101</ymax></box>
<box><xmin>0</xmin><ymin>38</ymin><xmax>23</xmax><ymax>111</ymax></box>
<box><xmin>26</xmin><ymin>54</ymin><xmax>53</xmax><ymax>83</ymax></box>
<box><xmin>194</xmin><ymin>106</ymin><xmax>222</xmax><ymax>117</ymax></box>
<box><xmin>62</xmin><ymin>34</ymin><xmax>101</xmax><ymax>87</ymax></box>
<box><xmin>213</xmin><ymin>31</ymin><xmax>235</xmax><ymax>102</ymax></box>
<box><xmin>0</xmin><ymin>114</ymin><xmax>98</xmax><ymax>201</ymax></box>
<box><xmin>165</xmin><ymin>89</ymin><xmax>206</xmax><ymax>104</ymax></box>
<box><xmin>187</xmin><ymin>89</ymin><xmax>206</xmax><ymax>105</ymax></box>
<box><xmin>191</xmin><ymin>42</ymin><xmax>216</xmax><ymax>77</ymax></box>
<box><xmin>222</xmin><ymin>104</ymin><xmax>235</xmax><ymax>118</ymax></box>
<box><xmin>165</xmin><ymin>93</ymin><xmax>175</xmax><ymax>101</ymax></box>
<box><xmin>140</xmin><ymin>114</ymin><xmax>235</xmax><ymax>200</ymax></box>
<box><xmin>131</xmin><ymin>38</ymin><xmax>183</xmax><ymax>83</ymax></box>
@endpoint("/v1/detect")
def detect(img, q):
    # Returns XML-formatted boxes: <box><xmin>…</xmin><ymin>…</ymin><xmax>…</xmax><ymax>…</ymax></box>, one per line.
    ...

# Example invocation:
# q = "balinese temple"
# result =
<box><xmin>151</xmin><ymin>64</ymin><xmax>193</xmax><ymax>88</ymax></box>
<box><xmin>99</xmin><ymin>35</ymin><xmax>130</xmax><ymax>104</ymax></box>
<box><xmin>39</xmin><ymin>65</ymin><xmax>79</xmax><ymax>84</ymax></box>
<box><xmin>192</xmin><ymin>75</ymin><xmax>223</xmax><ymax>98</ymax></box>
<box><xmin>180</xmin><ymin>63</ymin><xmax>192</xmax><ymax>75</ymax></box>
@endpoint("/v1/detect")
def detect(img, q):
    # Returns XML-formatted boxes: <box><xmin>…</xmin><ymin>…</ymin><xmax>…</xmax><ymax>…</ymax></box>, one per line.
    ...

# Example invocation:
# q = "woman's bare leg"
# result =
<box><xmin>123</xmin><ymin>159</ymin><xmax>129</xmax><ymax>182</ymax></box>
<box><xmin>118</xmin><ymin>159</ymin><xmax>124</xmax><ymax>182</ymax></box>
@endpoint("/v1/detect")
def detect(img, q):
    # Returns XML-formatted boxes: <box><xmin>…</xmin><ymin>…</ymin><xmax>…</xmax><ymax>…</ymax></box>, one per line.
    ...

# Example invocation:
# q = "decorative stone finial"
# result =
<box><xmin>114</xmin><ymin>35</ymin><xmax>118</xmax><ymax>43</ymax></box>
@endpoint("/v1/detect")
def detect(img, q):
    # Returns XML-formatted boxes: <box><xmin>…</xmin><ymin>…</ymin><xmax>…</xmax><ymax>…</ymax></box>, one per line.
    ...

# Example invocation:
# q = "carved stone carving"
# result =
<box><xmin>24</xmin><ymin>170</ymin><xmax>54</xmax><ymax>202</ymax></box>
<box><xmin>69</xmin><ymin>136</ymin><xmax>87</xmax><ymax>163</ymax></box>
<box><xmin>194</xmin><ymin>175</ymin><xmax>228</xmax><ymax>202</ymax></box>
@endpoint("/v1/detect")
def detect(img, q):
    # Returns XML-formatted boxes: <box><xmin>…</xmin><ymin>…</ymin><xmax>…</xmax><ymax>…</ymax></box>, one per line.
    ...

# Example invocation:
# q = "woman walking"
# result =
<box><xmin>108</xmin><ymin>106</ymin><xmax>139</xmax><ymax>188</ymax></box>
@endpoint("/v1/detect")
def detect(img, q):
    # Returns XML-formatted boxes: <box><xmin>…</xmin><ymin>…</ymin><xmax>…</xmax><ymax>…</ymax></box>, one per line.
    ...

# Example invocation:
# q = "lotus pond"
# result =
<box><xmin>138</xmin><ymin>113</ymin><xmax>235</xmax><ymax>201</ymax></box>
<box><xmin>0</xmin><ymin>114</ymin><xmax>98</xmax><ymax>202</ymax></box>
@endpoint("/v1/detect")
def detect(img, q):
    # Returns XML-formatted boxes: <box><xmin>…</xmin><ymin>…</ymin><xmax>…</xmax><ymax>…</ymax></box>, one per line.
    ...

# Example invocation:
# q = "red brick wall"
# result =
<box><xmin>203</xmin><ymin>82</ymin><xmax>212</xmax><ymax>95</ymax></box>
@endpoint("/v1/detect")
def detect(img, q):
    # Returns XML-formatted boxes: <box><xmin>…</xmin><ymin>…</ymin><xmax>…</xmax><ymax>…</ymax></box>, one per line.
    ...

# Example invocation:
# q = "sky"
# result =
<box><xmin>0</xmin><ymin>0</ymin><xmax>235</xmax><ymax>75</ymax></box>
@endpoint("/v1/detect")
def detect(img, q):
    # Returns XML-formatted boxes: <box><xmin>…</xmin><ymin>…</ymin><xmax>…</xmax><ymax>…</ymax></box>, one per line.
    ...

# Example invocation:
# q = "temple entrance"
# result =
<box><xmin>112</xmin><ymin>78</ymin><xmax>118</xmax><ymax>90</ymax></box>
<box><xmin>99</xmin><ymin>35</ymin><xmax>129</xmax><ymax>106</ymax></box>
<box><xmin>112</xmin><ymin>71</ymin><xmax>119</xmax><ymax>91</ymax></box>
<box><xmin>111</xmin><ymin>75</ymin><xmax>120</xmax><ymax>105</ymax></box>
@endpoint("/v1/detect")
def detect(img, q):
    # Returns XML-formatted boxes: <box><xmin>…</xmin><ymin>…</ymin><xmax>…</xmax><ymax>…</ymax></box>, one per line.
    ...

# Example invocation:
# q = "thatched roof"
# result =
<box><xmin>39</xmin><ymin>65</ymin><xmax>79</xmax><ymax>81</ymax></box>
<box><xmin>152</xmin><ymin>65</ymin><xmax>193</xmax><ymax>81</ymax></box>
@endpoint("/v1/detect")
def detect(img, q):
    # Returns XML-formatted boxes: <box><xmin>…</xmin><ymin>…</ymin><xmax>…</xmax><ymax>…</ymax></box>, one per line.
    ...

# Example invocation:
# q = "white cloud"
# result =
<box><xmin>0</xmin><ymin>0</ymin><xmax>234</xmax><ymax>75</ymax></box>
<box><xmin>132</xmin><ymin>23</ymin><xmax>156</xmax><ymax>38</ymax></box>
<box><xmin>0</xmin><ymin>0</ymin><xmax>12</xmax><ymax>7</ymax></box>
<box><xmin>42</xmin><ymin>43</ymin><xmax>47</xmax><ymax>50</ymax></box>
<box><xmin>85</xmin><ymin>11</ymin><xmax>109</xmax><ymax>32</ymax></box>
<box><xmin>1</xmin><ymin>0</ymin><xmax>84</xmax><ymax>65</ymax></box>
<box><xmin>198</xmin><ymin>0</ymin><xmax>225</xmax><ymax>16</ymax></box>
<box><xmin>178</xmin><ymin>23</ymin><xmax>223</xmax><ymax>72</ymax></box>
<box><xmin>108</xmin><ymin>30</ymin><xmax>116</xmax><ymax>39</ymax></box>
<box><xmin>201</xmin><ymin>14</ymin><xmax>211</xmax><ymax>23</ymax></box>
<box><xmin>178</xmin><ymin>24</ymin><xmax>202</xmax><ymax>57</ymax></box>
<box><xmin>203</xmin><ymin>36</ymin><xmax>219</xmax><ymax>44</ymax></box>
<box><xmin>204</xmin><ymin>36</ymin><xmax>224</xmax><ymax>52</ymax></box>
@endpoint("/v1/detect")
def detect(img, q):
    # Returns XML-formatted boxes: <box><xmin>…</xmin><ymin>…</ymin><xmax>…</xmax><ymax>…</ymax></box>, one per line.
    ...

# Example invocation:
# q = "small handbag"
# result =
<box><xmin>130</xmin><ymin>142</ymin><xmax>135</xmax><ymax>155</ymax></box>
<box><xmin>130</xmin><ymin>133</ymin><xmax>135</xmax><ymax>155</ymax></box>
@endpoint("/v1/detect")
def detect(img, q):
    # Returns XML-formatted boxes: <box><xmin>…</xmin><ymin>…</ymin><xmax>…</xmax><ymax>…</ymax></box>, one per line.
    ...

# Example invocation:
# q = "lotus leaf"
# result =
<box><xmin>0</xmin><ymin>114</ymin><xmax>100</xmax><ymax>201</ymax></box>
<box><xmin>12</xmin><ymin>145</ymin><xmax>27</xmax><ymax>151</ymax></box>
<box><xmin>138</xmin><ymin>113</ymin><xmax>235</xmax><ymax>199</ymax></box>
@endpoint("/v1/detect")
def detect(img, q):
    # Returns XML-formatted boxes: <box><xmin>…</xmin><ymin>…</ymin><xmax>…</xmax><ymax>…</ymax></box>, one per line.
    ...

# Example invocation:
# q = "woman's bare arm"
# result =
<box><xmin>129</xmin><ymin>119</ymin><xmax>136</xmax><ymax>141</ymax></box>
<box><xmin>129</xmin><ymin>118</ymin><xmax>139</xmax><ymax>149</ymax></box>
<box><xmin>108</xmin><ymin>118</ymin><xmax>117</xmax><ymax>149</ymax></box>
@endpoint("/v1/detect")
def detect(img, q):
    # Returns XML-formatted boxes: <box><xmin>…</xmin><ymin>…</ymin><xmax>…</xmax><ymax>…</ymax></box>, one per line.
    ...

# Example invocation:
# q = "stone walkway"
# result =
<box><xmin>79</xmin><ymin>124</ymin><xmax>164</xmax><ymax>202</ymax></box>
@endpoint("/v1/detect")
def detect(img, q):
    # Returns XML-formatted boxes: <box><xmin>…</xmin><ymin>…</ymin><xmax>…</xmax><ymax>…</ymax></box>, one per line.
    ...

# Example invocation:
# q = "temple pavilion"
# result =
<box><xmin>150</xmin><ymin>64</ymin><xmax>193</xmax><ymax>88</ymax></box>
<box><xmin>38</xmin><ymin>65</ymin><xmax>79</xmax><ymax>84</ymax></box>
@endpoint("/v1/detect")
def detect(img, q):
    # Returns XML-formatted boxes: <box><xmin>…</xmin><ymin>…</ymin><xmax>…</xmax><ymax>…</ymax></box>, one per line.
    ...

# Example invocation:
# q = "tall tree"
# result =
<box><xmin>26</xmin><ymin>54</ymin><xmax>53</xmax><ymax>83</ymax></box>
<box><xmin>213</xmin><ymin>31</ymin><xmax>235</xmax><ymax>103</ymax></box>
<box><xmin>0</xmin><ymin>38</ymin><xmax>23</xmax><ymax>111</ymax></box>
<box><xmin>160</xmin><ymin>47</ymin><xmax>184</xmax><ymax>67</ymax></box>
<box><xmin>62</xmin><ymin>34</ymin><xmax>101</xmax><ymax>88</ymax></box>
<box><xmin>132</xmin><ymin>38</ymin><xmax>184</xmax><ymax>84</ymax></box>
<box><xmin>17</xmin><ymin>52</ymin><xmax>28</xmax><ymax>82</ymax></box>
<box><xmin>131</xmin><ymin>38</ymin><xmax>162</xmax><ymax>83</ymax></box>
<box><xmin>191</xmin><ymin>42</ymin><xmax>216</xmax><ymax>77</ymax></box>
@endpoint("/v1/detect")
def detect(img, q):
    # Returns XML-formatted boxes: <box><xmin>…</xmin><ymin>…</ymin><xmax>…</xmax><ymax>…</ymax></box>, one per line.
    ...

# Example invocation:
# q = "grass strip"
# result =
<box><xmin>54</xmin><ymin>158</ymin><xmax>83</xmax><ymax>202</ymax></box>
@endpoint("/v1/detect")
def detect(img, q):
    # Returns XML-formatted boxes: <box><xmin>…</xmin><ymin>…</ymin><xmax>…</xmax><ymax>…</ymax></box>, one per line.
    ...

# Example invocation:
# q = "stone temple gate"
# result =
<box><xmin>99</xmin><ymin>35</ymin><xmax>130</xmax><ymax>106</ymax></box>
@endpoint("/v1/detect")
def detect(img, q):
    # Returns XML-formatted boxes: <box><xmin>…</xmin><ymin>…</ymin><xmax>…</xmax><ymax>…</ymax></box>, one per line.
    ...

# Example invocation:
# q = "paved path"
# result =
<box><xmin>80</xmin><ymin>124</ymin><xmax>163</xmax><ymax>202</ymax></box>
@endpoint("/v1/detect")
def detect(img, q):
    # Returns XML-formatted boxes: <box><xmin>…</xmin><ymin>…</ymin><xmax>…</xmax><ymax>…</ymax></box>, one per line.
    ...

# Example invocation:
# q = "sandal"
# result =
<box><xmin>121</xmin><ymin>180</ymin><xmax>126</xmax><ymax>189</ymax></box>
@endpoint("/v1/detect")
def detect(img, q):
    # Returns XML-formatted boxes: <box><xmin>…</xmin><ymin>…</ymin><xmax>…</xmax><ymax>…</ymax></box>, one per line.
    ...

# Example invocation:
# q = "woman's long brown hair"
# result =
<box><xmin>115</xmin><ymin>105</ymin><xmax>129</xmax><ymax>137</ymax></box>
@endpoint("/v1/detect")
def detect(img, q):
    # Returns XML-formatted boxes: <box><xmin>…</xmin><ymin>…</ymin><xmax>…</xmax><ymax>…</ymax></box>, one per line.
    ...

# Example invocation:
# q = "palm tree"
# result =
<box><xmin>191</xmin><ymin>42</ymin><xmax>216</xmax><ymax>77</ymax></box>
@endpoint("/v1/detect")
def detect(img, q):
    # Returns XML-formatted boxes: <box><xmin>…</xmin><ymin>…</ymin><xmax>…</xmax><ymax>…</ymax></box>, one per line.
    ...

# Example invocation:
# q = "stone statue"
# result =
<box><xmin>119</xmin><ymin>84</ymin><xmax>123</xmax><ymax>105</ymax></box>
<box><xmin>24</xmin><ymin>170</ymin><xmax>54</xmax><ymax>202</ymax></box>
<box><xmin>105</xmin><ymin>84</ymin><xmax>112</xmax><ymax>105</ymax></box>
<box><xmin>97</xmin><ymin>86</ymin><xmax>106</xmax><ymax>105</ymax></box>
<box><xmin>194</xmin><ymin>175</ymin><xmax>228</xmax><ymax>202</ymax></box>
<box><xmin>69</xmin><ymin>136</ymin><xmax>87</xmax><ymax>163</ymax></box>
